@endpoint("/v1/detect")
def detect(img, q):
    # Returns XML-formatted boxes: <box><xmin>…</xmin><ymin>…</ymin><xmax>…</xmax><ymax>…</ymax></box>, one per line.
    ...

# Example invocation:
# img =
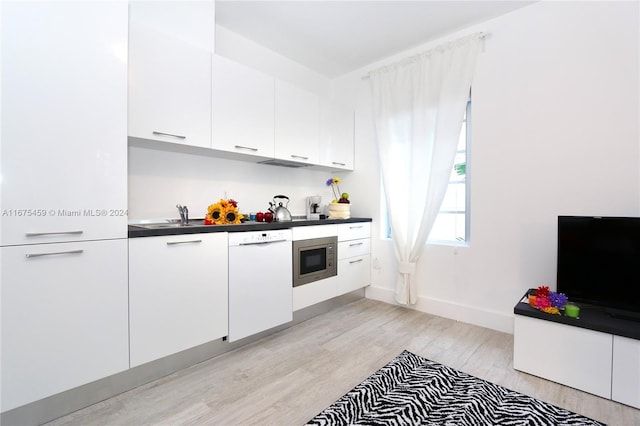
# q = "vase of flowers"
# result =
<box><xmin>326</xmin><ymin>177</ymin><xmax>351</xmax><ymax>219</ymax></box>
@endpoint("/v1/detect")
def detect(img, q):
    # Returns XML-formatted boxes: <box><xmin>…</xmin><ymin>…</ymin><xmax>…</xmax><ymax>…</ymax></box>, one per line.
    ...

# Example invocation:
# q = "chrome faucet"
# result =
<box><xmin>176</xmin><ymin>204</ymin><xmax>189</xmax><ymax>225</ymax></box>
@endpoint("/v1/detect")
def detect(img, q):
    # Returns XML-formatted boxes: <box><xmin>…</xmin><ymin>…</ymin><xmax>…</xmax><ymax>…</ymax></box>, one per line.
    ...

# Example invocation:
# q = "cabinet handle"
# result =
<box><xmin>26</xmin><ymin>249</ymin><xmax>83</xmax><ymax>258</ymax></box>
<box><xmin>152</xmin><ymin>131</ymin><xmax>186</xmax><ymax>140</ymax></box>
<box><xmin>166</xmin><ymin>240</ymin><xmax>202</xmax><ymax>245</ymax></box>
<box><xmin>349</xmin><ymin>242</ymin><xmax>364</xmax><ymax>247</ymax></box>
<box><xmin>349</xmin><ymin>258</ymin><xmax>364</xmax><ymax>264</ymax></box>
<box><xmin>26</xmin><ymin>230</ymin><xmax>83</xmax><ymax>237</ymax></box>
<box><xmin>234</xmin><ymin>145</ymin><xmax>258</xmax><ymax>152</ymax></box>
<box><xmin>290</xmin><ymin>154</ymin><xmax>309</xmax><ymax>160</ymax></box>
<box><xmin>349</xmin><ymin>225</ymin><xmax>364</xmax><ymax>229</ymax></box>
<box><xmin>332</xmin><ymin>161</ymin><xmax>346</xmax><ymax>166</ymax></box>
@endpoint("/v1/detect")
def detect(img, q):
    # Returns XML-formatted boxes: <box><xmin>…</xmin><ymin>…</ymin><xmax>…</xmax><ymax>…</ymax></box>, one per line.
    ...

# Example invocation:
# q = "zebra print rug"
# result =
<box><xmin>307</xmin><ymin>350</ymin><xmax>604</xmax><ymax>425</ymax></box>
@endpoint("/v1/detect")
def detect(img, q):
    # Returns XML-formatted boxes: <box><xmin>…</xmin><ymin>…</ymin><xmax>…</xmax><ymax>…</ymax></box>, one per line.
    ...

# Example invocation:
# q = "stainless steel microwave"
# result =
<box><xmin>292</xmin><ymin>236</ymin><xmax>337</xmax><ymax>287</ymax></box>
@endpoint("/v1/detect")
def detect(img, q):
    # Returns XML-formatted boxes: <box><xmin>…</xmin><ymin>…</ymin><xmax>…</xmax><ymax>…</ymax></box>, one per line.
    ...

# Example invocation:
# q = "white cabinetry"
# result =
<box><xmin>275</xmin><ymin>80</ymin><xmax>320</xmax><ymax>165</ymax></box>
<box><xmin>612</xmin><ymin>335</ymin><xmax>640</xmax><ymax>408</ymax></box>
<box><xmin>212</xmin><ymin>55</ymin><xmax>275</xmax><ymax>159</ymax></box>
<box><xmin>128</xmin><ymin>1</ymin><xmax>214</xmax><ymax>148</ymax></box>
<box><xmin>1</xmin><ymin>240</ymin><xmax>129</xmax><ymax>412</ymax></box>
<box><xmin>514</xmin><ymin>312</ymin><xmax>640</xmax><ymax>409</ymax></box>
<box><xmin>128</xmin><ymin>233</ymin><xmax>229</xmax><ymax>367</ymax></box>
<box><xmin>1</xmin><ymin>3</ymin><xmax>129</xmax><ymax>413</ymax></box>
<box><xmin>337</xmin><ymin>223</ymin><xmax>371</xmax><ymax>296</ymax></box>
<box><xmin>320</xmin><ymin>102</ymin><xmax>355</xmax><ymax>170</ymax></box>
<box><xmin>0</xmin><ymin>1</ymin><xmax>128</xmax><ymax>246</ymax></box>
<box><xmin>513</xmin><ymin>315</ymin><xmax>612</xmax><ymax>399</ymax></box>
<box><xmin>293</xmin><ymin>222</ymin><xmax>371</xmax><ymax>311</ymax></box>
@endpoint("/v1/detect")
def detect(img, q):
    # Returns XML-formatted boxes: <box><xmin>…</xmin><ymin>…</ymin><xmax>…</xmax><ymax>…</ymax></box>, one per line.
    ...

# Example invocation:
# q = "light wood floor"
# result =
<box><xmin>46</xmin><ymin>299</ymin><xmax>640</xmax><ymax>425</ymax></box>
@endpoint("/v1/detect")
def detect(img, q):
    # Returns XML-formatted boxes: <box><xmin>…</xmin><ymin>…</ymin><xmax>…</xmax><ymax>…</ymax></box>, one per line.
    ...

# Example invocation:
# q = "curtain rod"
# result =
<box><xmin>361</xmin><ymin>32</ymin><xmax>489</xmax><ymax>81</ymax></box>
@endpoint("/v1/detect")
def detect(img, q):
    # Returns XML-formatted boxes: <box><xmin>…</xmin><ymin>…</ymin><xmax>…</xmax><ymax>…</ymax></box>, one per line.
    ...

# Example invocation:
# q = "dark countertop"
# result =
<box><xmin>128</xmin><ymin>217</ymin><xmax>372</xmax><ymax>238</ymax></box>
<box><xmin>514</xmin><ymin>290</ymin><xmax>640</xmax><ymax>340</ymax></box>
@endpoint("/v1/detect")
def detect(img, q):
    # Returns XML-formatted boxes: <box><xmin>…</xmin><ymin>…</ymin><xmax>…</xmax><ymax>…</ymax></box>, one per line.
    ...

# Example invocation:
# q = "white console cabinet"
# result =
<box><xmin>514</xmin><ymin>300</ymin><xmax>640</xmax><ymax>409</ymax></box>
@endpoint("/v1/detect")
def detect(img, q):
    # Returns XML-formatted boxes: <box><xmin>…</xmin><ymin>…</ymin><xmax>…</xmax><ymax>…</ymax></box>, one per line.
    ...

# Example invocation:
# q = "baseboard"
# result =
<box><xmin>365</xmin><ymin>285</ymin><xmax>514</xmax><ymax>334</ymax></box>
<box><xmin>0</xmin><ymin>290</ymin><xmax>365</xmax><ymax>426</ymax></box>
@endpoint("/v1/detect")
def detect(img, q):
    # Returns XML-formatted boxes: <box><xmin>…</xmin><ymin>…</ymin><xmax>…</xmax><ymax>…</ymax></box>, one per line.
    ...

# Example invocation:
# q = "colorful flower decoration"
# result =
<box><xmin>205</xmin><ymin>199</ymin><xmax>243</xmax><ymax>225</ymax></box>
<box><xmin>530</xmin><ymin>285</ymin><xmax>568</xmax><ymax>316</ymax></box>
<box><xmin>326</xmin><ymin>177</ymin><xmax>350</xmax><ymax>204</ymax></box>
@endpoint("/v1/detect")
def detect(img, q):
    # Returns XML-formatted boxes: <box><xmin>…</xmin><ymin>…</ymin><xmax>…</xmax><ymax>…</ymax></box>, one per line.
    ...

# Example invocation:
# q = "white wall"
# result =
<box><xmin>334</xmin><ymin>1</ymin><xmax>640</xmax><ymax>333</ymax></box>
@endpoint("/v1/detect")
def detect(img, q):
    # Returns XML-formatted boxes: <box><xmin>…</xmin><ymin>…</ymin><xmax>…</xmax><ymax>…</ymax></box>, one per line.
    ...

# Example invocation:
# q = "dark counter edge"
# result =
<box><xmin>514</xmin><ymin>289</ymin><xmax>640</xmax><ymax>340</ymax></box>
<box><xmin>128</xmin><ymin>217</ymin><xmax>373</xmax><ymax>238</ymax></box>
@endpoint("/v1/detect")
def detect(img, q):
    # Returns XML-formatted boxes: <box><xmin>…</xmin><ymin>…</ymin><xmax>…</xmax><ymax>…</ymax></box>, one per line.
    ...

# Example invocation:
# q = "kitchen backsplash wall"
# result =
<box><xmin>128</xmin><ymin>145</ymin><xmax>347</xmax><ymax>222</ymax></box>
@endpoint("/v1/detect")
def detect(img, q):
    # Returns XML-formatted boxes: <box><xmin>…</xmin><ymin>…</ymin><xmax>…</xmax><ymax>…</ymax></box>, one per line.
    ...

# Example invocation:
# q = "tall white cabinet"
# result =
<box><xmin>128</xmin><ymin>1</ymin><xmax>215</xmax><ymax>148</ymax></box>
<box><xmin>0</xmin><ymin>1</ymin><xmax>129</xmax><ymax>413</ymax></box>
<box><xmin>0</xmin><ymin>1</ymin><xmax>128</xmax><ymax>246</ymax></box>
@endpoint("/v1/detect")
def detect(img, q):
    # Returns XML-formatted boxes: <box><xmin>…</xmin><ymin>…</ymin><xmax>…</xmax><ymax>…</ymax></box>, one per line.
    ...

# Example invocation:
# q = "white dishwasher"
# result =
<box><xmin>228</xmin><ymin>229</ymin><xmax>293</xmax><ymax>342</ymax></box>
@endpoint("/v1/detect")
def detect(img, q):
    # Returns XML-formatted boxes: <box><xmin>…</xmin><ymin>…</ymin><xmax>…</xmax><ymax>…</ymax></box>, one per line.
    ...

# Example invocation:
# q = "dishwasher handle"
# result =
<box><xmin>238</xmin><ymin>239</ymin><xmax>289</xmax><ymax>246</ymax></box>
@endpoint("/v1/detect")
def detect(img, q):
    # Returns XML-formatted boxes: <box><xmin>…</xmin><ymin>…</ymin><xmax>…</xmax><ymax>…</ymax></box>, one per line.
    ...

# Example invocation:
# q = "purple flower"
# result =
<box><xmin>549</xmin><ymin>292</ymin><xmax>568</xmax><ymax>309</ymax></box>
<box><xmin>326</xmin><ymin>178</ymin><xmax>334</xmax><ymax>186</ymax></box>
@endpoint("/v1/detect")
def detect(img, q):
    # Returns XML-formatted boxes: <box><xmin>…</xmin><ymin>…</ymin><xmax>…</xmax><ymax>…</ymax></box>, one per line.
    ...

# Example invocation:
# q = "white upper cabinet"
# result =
<box><xmin>320</xmin><ymin>101</ymin><xmax>355</xmax><ymax>170</ymax></box>
<box><xmin>0</xmin><ymin>1</ymin><xmax>128</xmax><ymax>246</ymax></box>
<box><xmin>212</xmin><ymin>55</ymin><xmax>275</xmax><ymax>159</ymax></box>
<box><xmin>128</xmin><ymin>1</ymin><xmax>214</xmax><ymax>148</ymax></box>
<box><xmin>275</xmin><ymin>80</ymin><xmax>320</xmax><ymax>165</ymax></box>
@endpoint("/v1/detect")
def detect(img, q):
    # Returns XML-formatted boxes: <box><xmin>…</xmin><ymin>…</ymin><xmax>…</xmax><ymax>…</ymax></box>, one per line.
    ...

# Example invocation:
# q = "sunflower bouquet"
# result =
<box><xmin>205</xmin><ymin>199</ymin><xmax>243</xmax><ymax>225</ymax></box>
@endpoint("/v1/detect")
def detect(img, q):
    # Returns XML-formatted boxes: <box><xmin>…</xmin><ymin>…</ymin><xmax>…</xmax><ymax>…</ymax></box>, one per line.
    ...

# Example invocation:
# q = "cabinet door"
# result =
<box><xmin>320</xmin><ymin>102</ymin><xmax>355</xmax><ymax>170</ymax></box>
<box><xmin>0</xmin><ymin>1</ymin><xmax>128</xmax><ymax>246</ymax></box>
<box><xmin>128</xmin><ymin>1</ymin><xmax>214</xmax><ymax>148</ymax></box>
<box><xmin>338</xmin><ymin>222</ymin><xmax>371</xmax><ymax>241</ymax></box>
<box><xmin>337</xmin><ymin>254</ymin><xmax>371</xmax><ymax>296</ymax></box>
<box><xmin>1</xmin><ymin>240</ymin><xmax>129</xmax><ymax>412</ymax></box>
<box><xmin>129</xmin><ymin>233</ymin><xmax>228</xmax><ymax>367</ymax></box>
<box><xmin>513</xmin><ymin>315</ymin><xmax>613</xmax><ymax>399</ymax></box>
<box><xmin>275</xmin><ymin>80</ymin><xmax>320</xmax><ymax>165</ymax></box>
<box><xmin>612</xmin><ymin>335</ymin><xmax>640</xmax><ymax>409</ymax></box>
<box><xmin>212</xmin><ymin>55</ymin><xmax>275</xmax><ymax>159</ymax></box>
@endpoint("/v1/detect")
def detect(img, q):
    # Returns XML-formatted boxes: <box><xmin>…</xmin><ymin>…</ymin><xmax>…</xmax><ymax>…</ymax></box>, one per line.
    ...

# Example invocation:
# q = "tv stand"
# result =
<box><xmin>607</xmin><ymin>309</ymin><xmax>640</xmax><ymax>323</ymax></box>
<box><xmin>513</xmin><ymin>291</ymin><xmax>640</xmax><ymax>409</ymax></box>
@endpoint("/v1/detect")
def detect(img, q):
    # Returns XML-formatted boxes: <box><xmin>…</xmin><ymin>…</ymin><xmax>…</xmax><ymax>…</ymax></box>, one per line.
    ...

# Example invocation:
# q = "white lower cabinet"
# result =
<box><xmin>514</xmin><ymin>314</ymin><xmax>640</xmax><ymax>408</ymax></box>
<box><xmin>1</xmin><ymin>240</ymin><xmax>129</xmax><ymax>412</ymax></box>
<box><xmin>336</xmin><ymin>223</ymin><xmax>371</xmax><ymax>296</ymax></box>
<box><xmin>128</xmin><ymin>233</ymin><xmax>228</xmax><ymax>367</ymax></box>
<box><xmin>337</xmin><ymin>254</ymin><xmax>371</xmax><ymax>296</ymax></box>
<box><xmin>513</xmin><ymin>315</ymin><xmax>613</xmax><ymax>399</ymax></box>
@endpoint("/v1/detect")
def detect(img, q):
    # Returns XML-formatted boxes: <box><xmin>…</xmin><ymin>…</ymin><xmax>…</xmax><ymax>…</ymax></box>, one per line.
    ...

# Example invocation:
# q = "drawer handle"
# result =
<box><xmin>234</xmin><ymin>145</ymin><xmax>258</xmax><ymax>152</ymax></box>
<box><xmin>349</xmin><ymin>225</ymin><xmax>364</xmax><ymax>229</ymax></box>
<box><xmin>349</xmin><ymin>258</ymin><xmax>363</xmax><ymax>264</ymax></box>
<box><xmin>332</xmin><ymin>161</ymin><xmax>346</xmax><ymax>166</ymax></box>
<box><xmin>349</xmin><ymin>242</ymin><xmax>364</xmax><ymax>247</ymax></box>
<box><xmin>290</xmin><ymin>154</ymin><xmax>309</xmax><ymax>160</ymax></box>
<box><xmin>26</xmin><ymin>230</ymin><xmax>83</xmax><ymax>237</ymax></box>
<box><xmin>166</xmin><ymin>240</ymin><xmax>202</xmax><ymax>245</ymax></box>
<box><xmin>152</xmin><ymin>131</ymin><xmax>186</xmax><ymax>140</ymax></box>
<box><xmin>26</xmin><ymin>249</ymin><xmax>83</xmax><ymax>258</ymax></box>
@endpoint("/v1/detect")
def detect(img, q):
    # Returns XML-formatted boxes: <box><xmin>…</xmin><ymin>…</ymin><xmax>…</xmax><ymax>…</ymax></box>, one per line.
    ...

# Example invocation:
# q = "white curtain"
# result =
<box><xmin>369</xmin><ymin>33</ymin><xmax>482</xmax><ymax>305</ymax></box>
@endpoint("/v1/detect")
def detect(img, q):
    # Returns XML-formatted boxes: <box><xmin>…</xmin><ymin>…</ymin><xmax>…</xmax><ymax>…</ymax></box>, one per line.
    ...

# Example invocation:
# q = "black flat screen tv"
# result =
<box><xmin>557</xmin><ymin>215</ymin><xmax>640</xmax><ymax>321</ymax></box>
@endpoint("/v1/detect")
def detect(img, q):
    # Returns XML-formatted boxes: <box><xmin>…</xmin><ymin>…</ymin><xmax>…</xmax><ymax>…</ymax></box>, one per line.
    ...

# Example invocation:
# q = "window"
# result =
<box><xmin>382</xmin><ymin>97</ymin><xmax>470</xmax><ymax>244</ymax></box>
<box><xmin>427</xmin><ymin>98</ymin><xmax>470</xmax><ymax>244</ymax></box>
